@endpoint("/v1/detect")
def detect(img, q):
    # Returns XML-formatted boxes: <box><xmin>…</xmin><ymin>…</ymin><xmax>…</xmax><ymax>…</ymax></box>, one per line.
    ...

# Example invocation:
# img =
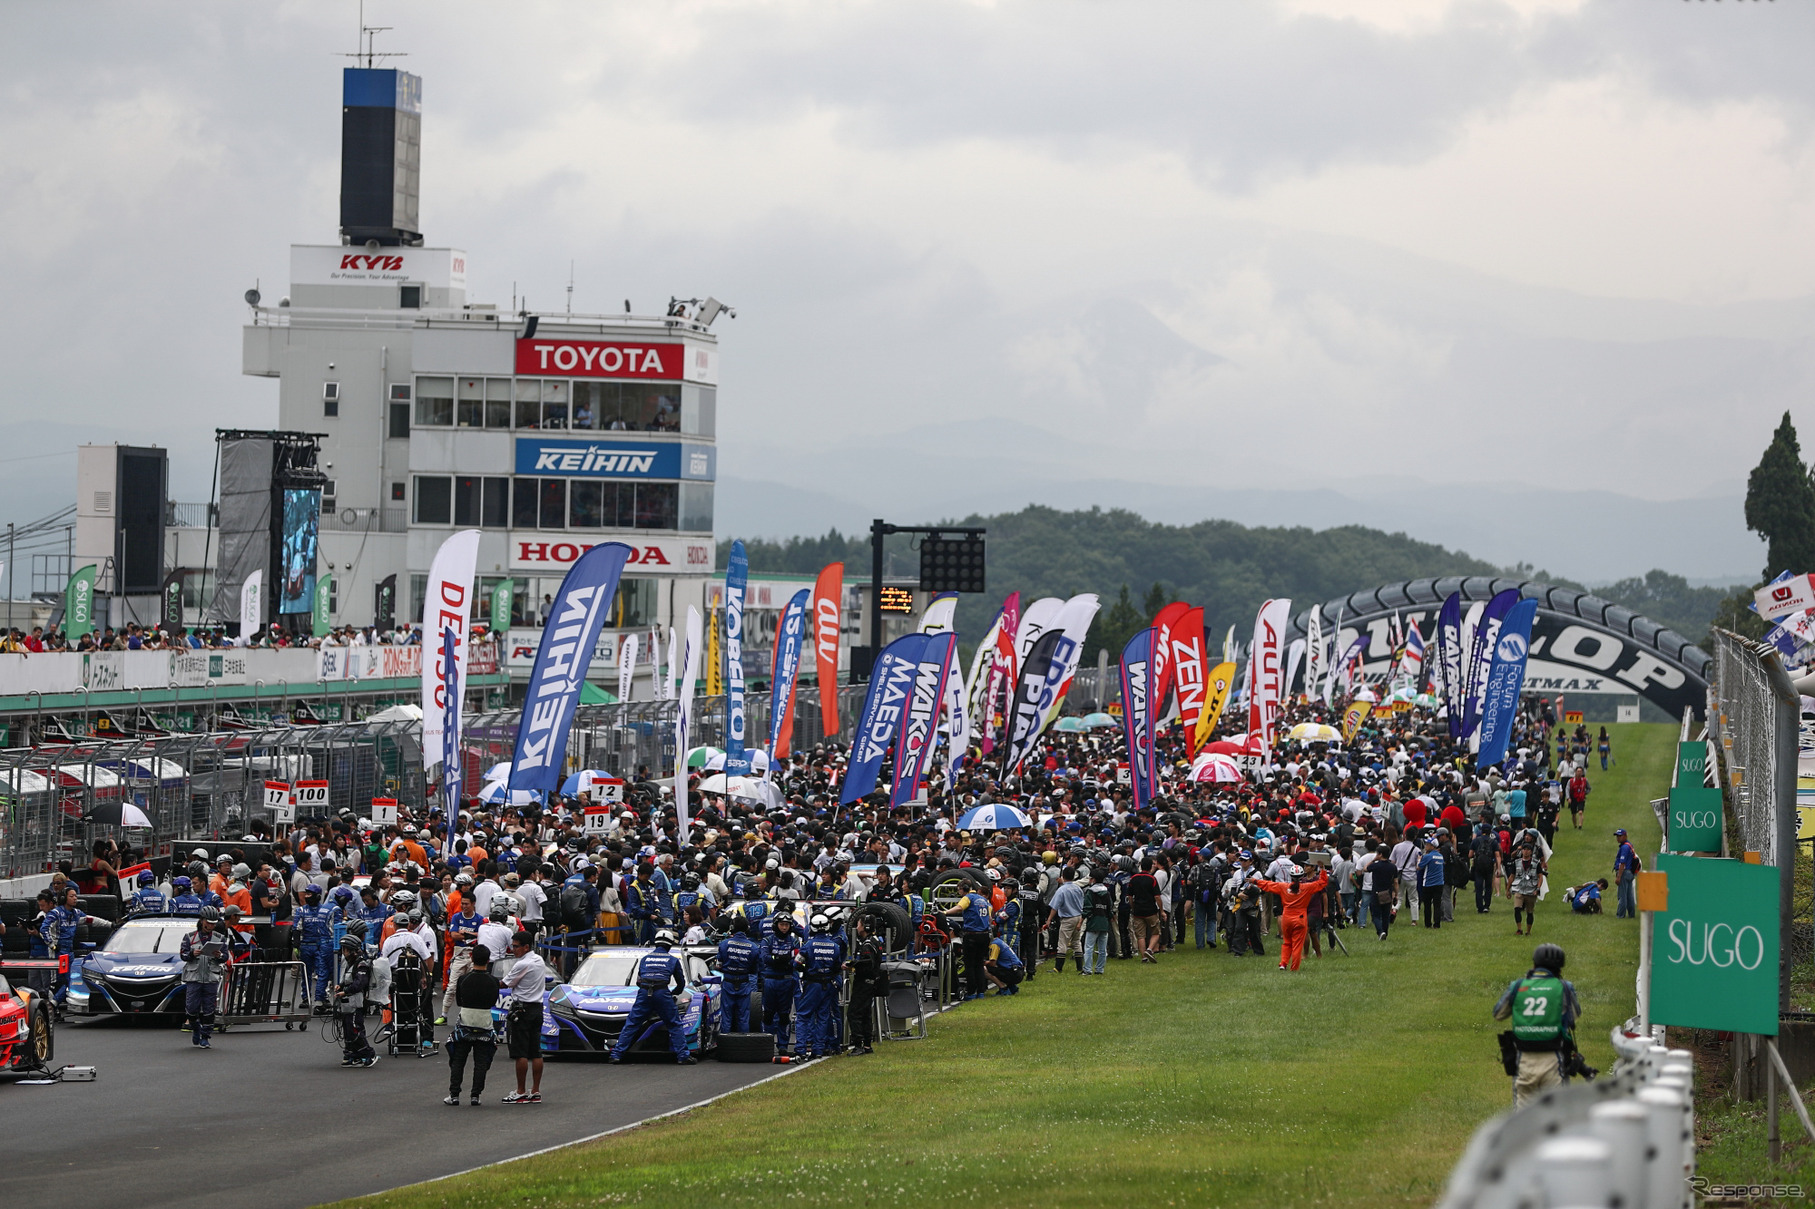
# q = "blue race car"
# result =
<box><xmin>70</xmin><ymin>916</ymin><xmax>207</xmax><ymax>1017</ymax></box>
<box><xmin>541</xmin><ymin>946</ymin><xmax>722</xmax><ymax>1058</ymax></box>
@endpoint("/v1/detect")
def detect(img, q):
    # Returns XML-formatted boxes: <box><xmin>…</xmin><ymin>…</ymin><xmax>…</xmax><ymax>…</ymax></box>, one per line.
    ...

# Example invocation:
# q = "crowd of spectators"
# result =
<box><xmin>0</xmin><ymin>621</ymin><xmax>433</xmax><ymax>653</ymax></box>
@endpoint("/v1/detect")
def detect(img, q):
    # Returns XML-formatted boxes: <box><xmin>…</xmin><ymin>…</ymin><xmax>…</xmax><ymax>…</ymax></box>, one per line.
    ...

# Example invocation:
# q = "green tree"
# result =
<box><xmin>1087</xmin><ymin>584</ymin><xmax>1142</xmax><ymax>664</ymax></box>
<box><xmin>1744</xmin><ymin>412</ymin><xmax>1815</xmax><ymax>578</ymax></box>
<box><xmin>1141</xmin><ymin>582</ymin><xmax>1168</xmax><ymax>623</ymax></box>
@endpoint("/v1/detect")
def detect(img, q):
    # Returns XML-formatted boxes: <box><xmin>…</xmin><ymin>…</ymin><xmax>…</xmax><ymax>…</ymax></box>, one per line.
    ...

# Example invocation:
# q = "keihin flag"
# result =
<box><xmin>978</xmin><ymin>592</ymin><xmax>1022</xmax><ymax>754</ymax></box>
<box><xmin>1191</xmin><ymin>659</ymin><xmax>1236</xmax><ymax>756</ymax></box>
<box><xmin>617</xmin><ymin>632</ymin><xmax>639</xmax><ymax>705</ymax></box>
<box><xmin>1000</xmin><ymin>628</ymin><xmax>1077</xmax><ymax>775</ymax></box>
<box><xmin>812</xmin><ymin>562</ymin><xmax>844</xmax><ymax>735</ymax></box>
<box><xmin>1475</xmin><ymin>599</ymin><xmax>1539</xmax><ymax>770</ymax></box>
<box><xmin>1304</xmin><ymin>608</ymin><xmax>1324</xmax><ymax>702</ymax></box>
<box><xmin>1462</xmin><ymin>589</ymin><xmax>1521</xmax><ymax>741</ymax></box>
<box><xmin>892</xmin><ymin>632</ymin><xmax>956</xmax><ymax>806</ymax></box>
<box><xmin>421</xmin><ymin>530</ymin><xmax>480</xmax><ymax>778</ymax></box>
<box><xmin>1119</xmin><ymin>628</ymin><xmax>1156</xmax><ymax>811</ymax></box>
<box><xmin>1436</xmin><ymin>592</ymin><xmax>1464</xmax><ymax>737</ymax></box>
<box><xmin>722</xmin><ymin>540</ymin><xmax>751</xmax><ymax>773</ymax></box>
<box><xmin>674</xmin><ymin>606</ymin><xmax>703</xmax><ymax>836</ymax></box>
<box><xmin>1321</xmin><ymin>606</ymin><xmax>1344</xmax><ymax>705</ymax></box>
<box><xmin>769</xmin><ymin>588</ymin><xmax>810</xmax><ymax>759</ymax></box>
<box><xmin>1169</xmin><ymin>608</ymin><xmax>1207</xmax><ymax>755</ymax></box>
<box><xmin>841</xmin><ymin>633</ymin><xmax>927</xmax><ymax>805</ymax></box>
<box><xmin>918</xmin><ymin>592</ymin><xmax>959</xmax><ymax>635</ymax></box>
<box><xmin>1246</xmin><ymin>598</ymin><xmax>1292</xmax><ymax>751</ymax></box>
<box><xmin>508</xmin><ymin>542</ymin><xmax>633</xmax><ymax>796</ymax></box>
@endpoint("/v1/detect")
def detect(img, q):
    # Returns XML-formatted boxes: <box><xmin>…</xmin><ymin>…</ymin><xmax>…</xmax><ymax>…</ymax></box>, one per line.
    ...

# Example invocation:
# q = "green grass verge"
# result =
<box><xmin>347</xmin><ymin>724</ymin><xmax>1674</xmax><ymax>1209</ymax></box>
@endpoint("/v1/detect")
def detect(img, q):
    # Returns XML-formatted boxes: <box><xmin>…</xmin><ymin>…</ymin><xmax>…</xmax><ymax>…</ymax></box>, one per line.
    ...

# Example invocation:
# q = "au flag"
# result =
<box><xmin>841</xmin><ymin>633</ymin><xmax>927</xmax><ymax>805</ymax></box>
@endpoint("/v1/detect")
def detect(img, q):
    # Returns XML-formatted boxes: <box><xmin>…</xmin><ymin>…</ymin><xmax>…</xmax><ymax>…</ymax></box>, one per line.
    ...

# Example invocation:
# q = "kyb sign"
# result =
<box><xmin>1650</xmin><ymin>854</ymin><xmax>1779</xmax><ymax>1036</ymax></box>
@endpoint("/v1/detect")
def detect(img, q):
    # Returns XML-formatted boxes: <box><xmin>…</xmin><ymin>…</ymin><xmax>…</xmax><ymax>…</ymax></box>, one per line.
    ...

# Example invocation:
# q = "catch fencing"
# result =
<box><xmin>1706</xmin><ymin>629</ymin><xmax>1803</xmax><ymax>1007</ymax></box>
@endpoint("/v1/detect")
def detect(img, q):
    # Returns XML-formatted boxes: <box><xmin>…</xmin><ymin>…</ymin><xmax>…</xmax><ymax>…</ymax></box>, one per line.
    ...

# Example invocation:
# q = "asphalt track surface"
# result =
<box><xmin>5</xmin><ymin>1012</ymin><xmax>781</xmax><ymax>1208</ymax></box>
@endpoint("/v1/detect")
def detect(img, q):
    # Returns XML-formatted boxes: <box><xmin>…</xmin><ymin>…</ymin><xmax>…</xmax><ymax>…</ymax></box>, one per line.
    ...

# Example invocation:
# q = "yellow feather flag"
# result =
<box><xmin>1341</xmin><ymin>700</ymin><xmax>1373</xmax><ymax>743</ymax></box>
<box><xmin>1190</xmin><ymin>660</ymin><xmax>1238</xmax><ymax>757</ymax></box>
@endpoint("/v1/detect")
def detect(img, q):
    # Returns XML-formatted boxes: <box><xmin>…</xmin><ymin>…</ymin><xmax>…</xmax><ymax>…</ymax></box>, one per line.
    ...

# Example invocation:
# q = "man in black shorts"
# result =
<box><xmin>500</xmin><ymin>931</ymin><xmax>548</xmax><ymax>1104</ymax></box>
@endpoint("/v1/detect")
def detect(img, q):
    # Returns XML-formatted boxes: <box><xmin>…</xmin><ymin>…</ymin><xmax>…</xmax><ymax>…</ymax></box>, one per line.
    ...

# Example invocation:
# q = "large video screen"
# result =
<box><xmin>279</xmin><ymin>487</ymin><xmax>322</xmax><ymax>614</ymax></box>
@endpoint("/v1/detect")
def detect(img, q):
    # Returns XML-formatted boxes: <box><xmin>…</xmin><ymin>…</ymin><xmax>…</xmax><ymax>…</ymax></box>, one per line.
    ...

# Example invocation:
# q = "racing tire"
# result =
<box><xmin>715</xmin><ymin>1031</ymin><xmax>775</xmax><ymax>1063</ymax></box>
<box><xmin>851</xmin><ymin>902</ymin><xmax>913</xmax><ymax>952</ymax></box>
<box><xmin>926</xmin><ymin>870</ymin><xmax>986</xmax><ymax>915</ymax></box>
<box><xmin>15</xmin><ymin>996</ymin><xmax>53</xmax><ymax>1071</ymax></box>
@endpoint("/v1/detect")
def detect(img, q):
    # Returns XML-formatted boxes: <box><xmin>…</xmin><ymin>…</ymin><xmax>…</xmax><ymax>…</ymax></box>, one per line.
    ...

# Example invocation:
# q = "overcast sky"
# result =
<box><xmin>1</xmin><ymin>0</ymin><xmax>1811</xmax><ymax>580</ymax></box>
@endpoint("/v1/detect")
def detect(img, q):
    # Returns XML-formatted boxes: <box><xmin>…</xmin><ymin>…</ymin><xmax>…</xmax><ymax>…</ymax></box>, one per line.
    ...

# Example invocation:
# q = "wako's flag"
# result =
<box><xmin>769</xmin><ymin>588</ymin><xmax>810</xmax><ymax>759</ymax></box>
<box><xmin>1191</xmin><ymin>659</ymin><xmax>1236</xmax><ymax>756</ymax></box>
<box><xmin>508</xmin><ymin>542</ymin><xmax>633</xmax><ymax>795</ymax></box>
<box><xmin>1462</xmin><ymin>589</ymin><xmax>1521</xmax><ymax>740</ymax></box>
<box><xmin>918</xmin><ymin>592</ymin><xmax>958</xmax><ymax>635</ymax></box>
<box><xmin>617</xmin><ymin>632</ymin><xmax>639</xmax><ymax>705</ymax></box>
<box><xmin>1169</xmin><ymin>607</ymin><xmax>1207</xmax><ymax>752</ymax></box>
<box><xmin>1436</xmin><ymin>592</ymin><xmax>1464</xmax><ymax>737</ymax></box>
<box><xmin>1119</xmin><ymin>628</ymin><xmax>1157</xmax><ymax>811</ymax></box>
<box><xmin>892</xmin><ymin>632</ymin><xmax>956</xmax><ymax>806</ymax></box>
<box><xmin>1000</xmin><ymin>629</ymin><xmax>1078</xmax><ymax>774</ymax></box>
<box><xmin>674</xmin><ymin>606</ymin><xmax>703</xmax><ymax>836</ymax></box>
<box><xmin>65</xmin><ymin>563</ymin><xmax>97</xmax><ymax>640</ymax></box>
<box><xmin>1476</xmin><ymin>598</ymin><xmax>1539</xmax><ymax>770</ymax></box>
<box><xmin>812</xmin><ymin>562</ymin><xmax>844</xmax><ymax>734</ymax></box>
<box><xmin>841</xmin><ymin>633</ymin><xmax>927</xmax><ymax>805</ymax></box>
<box><xmin>421</xmin><ymin>530</ymin><xmax>481</xmax><ymax>777</ymax></box>
<box><xmin>1246</xmin><ymin>598</ymin><xmax>1292</xmax><ymax>750</ymax></box>
<box><xmin>722</xmin><ymin>540</ymin><xmax>751</xmax><ymax>774</ymax></box>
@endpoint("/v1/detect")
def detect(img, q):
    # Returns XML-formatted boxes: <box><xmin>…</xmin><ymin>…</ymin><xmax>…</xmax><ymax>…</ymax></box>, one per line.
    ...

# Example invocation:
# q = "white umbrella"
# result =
<box><xmin>476</xmin><ymin>780</ymin><xmax>542</xmax><ymax>806</ymax></box>
<box><xmin>698</xmin><ymin>772</ymin><xmax>730</xmax><ymax>794</ymax></box>
<box><xmin>482</xmin><ymin>761</ymin><xmax>512</xmax><ymax>782</ymax></box>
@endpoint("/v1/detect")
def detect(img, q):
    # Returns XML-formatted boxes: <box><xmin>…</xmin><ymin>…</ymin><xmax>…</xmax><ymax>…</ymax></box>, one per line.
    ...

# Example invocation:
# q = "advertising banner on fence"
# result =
<box><xmin>769</xmin><ymin>589</ymin><xmax>809</xmax><ymax>760</ymax></box>
<box><xmin>1670</xmin><ymin>740</ymin><xmax>1722</xmax><ymax>851</ymax></box>
<box><xmin>421</xmin><ymin>530</ymin><xmax>481</xmax><ymax>777</ymax></box>
<box><xmin>508</xmin><ymin>542</ymin><xmax>634</xmax><ymax>796</ymax></box>
<box><xmin>812</xmin><ymin>562</ymin><xmax>844</xmax><ymax>735</ymax></box>
<box><xmin>1119</xmin><ymin>628</ymin><xmax>1156</xmax><ymax>811</ymax></box>
<box><xmin>892</xmin><ymin>633</ymin><xmax>956</xmax><ymax>806</ymax></box>
<box><xmin>1650</xmin><ymin>853</ymin><xmax>1779</xmax><ymax>1036</ymax></box>
<box><xmin>841</xmin><ymin>633</ymin><xmax>926</xmax><ymax>805</ymax></box>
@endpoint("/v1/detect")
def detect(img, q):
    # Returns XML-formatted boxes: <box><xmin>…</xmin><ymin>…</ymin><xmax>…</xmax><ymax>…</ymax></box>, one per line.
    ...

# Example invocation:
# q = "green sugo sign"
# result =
<box><xmin>1651</xmin><ymin>854</ymin><xmax>1779</xmax><ymax>1036</ymax></box>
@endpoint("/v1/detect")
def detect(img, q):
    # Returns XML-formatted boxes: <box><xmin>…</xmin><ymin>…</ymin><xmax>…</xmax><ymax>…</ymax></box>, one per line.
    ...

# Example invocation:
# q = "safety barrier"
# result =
<box><xmin>219</xmin><ymin>959</ymin><xmax>311</xmax><ymax>1029</ymax></box>
<box><xmin>1435</xmin><ymin>1036</ymin><xmax>1695</xmax><ymax>1209</ymax></box>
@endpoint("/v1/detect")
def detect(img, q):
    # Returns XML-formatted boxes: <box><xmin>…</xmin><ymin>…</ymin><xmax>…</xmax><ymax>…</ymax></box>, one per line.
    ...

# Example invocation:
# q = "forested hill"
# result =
<box><xmin>719</xmin><ymin>505</ymin><xmax>1505</xmax><ymax>660</ymax></box>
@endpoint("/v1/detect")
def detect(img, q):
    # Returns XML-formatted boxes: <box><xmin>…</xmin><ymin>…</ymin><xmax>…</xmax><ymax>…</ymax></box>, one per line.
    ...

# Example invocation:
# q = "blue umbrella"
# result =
<box><xmin>560</xmin><ymin>769</ymin><xmax>612</xmax><ymax>796</ymax></box>
<box><xmin>476</xmin><ymin>780</ymin><xmax>543</xmax><ymax>807</ymax></box>
<box><xmin>957</xmin><ymin>802</ymin><xmax>1033</xmax><ymax>831</ymax></box>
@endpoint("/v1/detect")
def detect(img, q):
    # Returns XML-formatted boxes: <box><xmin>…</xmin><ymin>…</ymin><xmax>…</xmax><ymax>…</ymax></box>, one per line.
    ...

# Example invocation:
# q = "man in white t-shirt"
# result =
<box><xmin>501</xmin><ymin>932</ymin><xmax>549</xmax><ymax>1104</ymax></box>
<box><xmin>515</xmin><ymin>870</ymin><xmax>548</xmax><ymax>934</ymax></box>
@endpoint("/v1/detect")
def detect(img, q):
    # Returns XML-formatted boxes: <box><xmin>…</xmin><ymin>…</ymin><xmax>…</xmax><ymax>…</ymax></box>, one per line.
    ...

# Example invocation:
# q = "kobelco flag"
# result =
<box><xmin>841</xmin><ymin>633</ymin><xmax>927</xmax><ymax>805</ymax></box>
<box><xmin>1246</xmin><ymin>598</ymin><xmax>1292</xmax><ymax>751</ymax></box>
<box><xmin>421</xmin><ymin>530</ymin><xmax>481</xmax><ymax>774</ymax></box>
<box><xmin>1475</xmin><ymin>598</ymin><xmax>1538</xmax><ymax>770</ymax></box>
<box><xmin>722</xmin><ymin>540</ymin><xmax>750</xmax><ymax>775</ymax></box>
<box><xmin>769</xmin><ymin>588</ymin><xmax>809</xmax><ymax>760</ymax></box>
<box><xmin>508</xmin><ymin>542</ymin><xmax>633</xmax><ymax>795</ymax></box>
<box><xmin>1120</xmin><ymin>628</ymin><xmax>1157</xmax><ymax>811</ymax></box>
<box><xmin>892</xmin><ymin>632</ymin><xmax>956</xmax><ymax>806</ymax></box>
<box><xmin>812</xmin><ymin>562</ymin><xmax>844</xmax><ymax>735</ymax></box>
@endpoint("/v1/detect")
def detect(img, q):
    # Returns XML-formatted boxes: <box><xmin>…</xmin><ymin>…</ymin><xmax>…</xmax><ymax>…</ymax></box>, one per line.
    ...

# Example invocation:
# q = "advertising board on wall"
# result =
<box><xmin>508</xmin><ymin>534</ymin><xmax>713</xmax><ymax>574</ymax></box>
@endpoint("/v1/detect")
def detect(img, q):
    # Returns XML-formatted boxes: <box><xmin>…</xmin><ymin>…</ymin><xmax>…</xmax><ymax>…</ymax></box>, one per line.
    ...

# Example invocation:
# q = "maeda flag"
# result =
<box><xmin>893</xmin><ymin>632</ymin><xmax>956</xmax><ymax>806</ymax></box>
<box><xmin>841</xmin><ymin>633</ymin><xmax>926</xmax><ymax>805</ymax></box>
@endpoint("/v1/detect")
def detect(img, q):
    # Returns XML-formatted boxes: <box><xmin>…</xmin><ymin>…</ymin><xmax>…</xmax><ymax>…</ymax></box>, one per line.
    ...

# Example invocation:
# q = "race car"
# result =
<box><xmin>0</xmin><ymin>969</ymin><xmax>54</xmax><ymax>1073</ymax></box>
<box><xmin>541</xmin><ymin>946</ymin><xmax>722</xmax><ymax>1058</ymax></box>
<box><xmin>71</xmin><ymin>914</ymin><xmax>244</xmax><ymax>1017</ymax></box>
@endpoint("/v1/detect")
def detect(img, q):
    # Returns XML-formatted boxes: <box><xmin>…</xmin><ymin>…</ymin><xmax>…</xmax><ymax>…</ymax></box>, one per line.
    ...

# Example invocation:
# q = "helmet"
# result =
<box><xmin>191</xmin><ymin>847</ymin><xmax>210</xmax><ymax>859</ymax></box>
<box><xmin>344</xmin><ymin>918</ymin><xmax>368</xmax><ymax>941</ymax></box>
<box><xmin>455</xmin><ymin>872</ymin><xmax>474</xmax><ymax>886</ymax></box>
<box><xmin>681</xmin><ymin>872</ymin><xmax>701</xmax><ymax>892</ymax></box>
<box><xmin>772</xmin><ymin>911</ymin><xmax>794</xmax><ymax>930</ymax></box>
<box><xmin>407</xmin><ymin>908</ymin><xmax>424</xmax><ymax>926</ymax></box>
<box><xmin>985</xmin><ymin>869</ymin><xmax>1001</xmax><ymax>882</ymax></box>
<box><xmin>340</xmin><ymin>932</ymin><xmax>364</xmax><ymax>952</ymax></box>
<box><xmin>172</xmin><ymin>875</ymin><xmax>192</xmax><ymax>889</ymax></box>
<box><xmin>137</xmin><ymin>870</ymin><xmax>155</xmax><ymax>886</ymax></box>
<box><xmin>1042</xmin><ymin>852</ymin><xmax>1059</xmax><ymax>866</ymax></box>
<box><xmin>1020</xmin><ymin>868</ymin><xmax>1041</xmax><ymax>887</ymax></box>
<box><xmin>390</xmin><ymin>891</ymin><xmax>417</xmax><ymax>911</ymax></box>
<box><xmin>652</xmin><ymin>928</ymin><xmax>678</xmax><ymax>947</ymax></box>
<box><xmin>302</xmin><ymin>883</ymin><xmax>322</xmax><ymax>898</ymax></box>
<box><xmin>198</xmin><ymin>906</ymin><xmax>222</xmax><ymax>923</ymax></box>
<box><xmin>231</xmin><ymin>863</ymin><xmax>251</xmax><ymax>881</ymax></box>
<box><xmin>1532</xmin><ymin>943</ymin><xmax>1566</xmax><ymax>973</ymax></box>
<box><xmin>1114</xmin><ymin>855</ymin><xmax>1134</xmax><ymax>873</ymax></box>
<box><xmin>488</xmin><ymin>895</ymin><xmax>516</xmax><ymax>922</ymax></box>
<box><xmin>809</xmin><ymin>913</ymin><xmax>829</xmax><ymax>930</ymax></box>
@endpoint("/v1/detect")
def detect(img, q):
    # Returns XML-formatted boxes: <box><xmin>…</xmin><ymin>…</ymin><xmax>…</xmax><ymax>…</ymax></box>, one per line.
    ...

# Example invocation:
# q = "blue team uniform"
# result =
<box><xmin>609</xmin><ymin>948</ymin><xmax>691</xmax><ymax>1063</ymax></box>
<box><xmin>758</xmin><ymin>931</ymin><xmax>802</xmax><ymax>1054</ymax></box>
<box><xmin>795</xmin><ymin>933</ymin><xmax>846</xmax><ymax>1058</ymax></box>
<box><xmin>292</xmin><ymin>902</ymin><xmax>337</xmax><ymax>1003</ymax></box>
<box><xmin>716</xmin><ymin>932</ymin><xmax>759</xmax><ymax>1034</ymax></box>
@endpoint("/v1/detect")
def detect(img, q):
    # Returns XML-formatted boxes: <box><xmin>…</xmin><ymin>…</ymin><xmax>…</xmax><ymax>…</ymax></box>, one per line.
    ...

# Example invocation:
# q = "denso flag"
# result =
<box><xmin>841</xmin><ymin>633</ymin><xmax>928</xmax><ymax>806</ymax></box>
<box><xmin>508</xmin><ymin>542</ymin><xmax>633</xmax><ymax>796</ymax></box>
<box><xmin>812</xmin><ymin>562</ymin><xmax>844</xmax><ymax>735</ymax></box>
<box><xmin>674</xmin><ymin>606</ymin><xmax>703</xmax><ymax>836</ymax></box>
<box><xmin>769</xmin><ymin>588</ymin><xmax>809</xmax><ymax>760</ymax></box>
<box><xmin>722</xmin><ymin>540</ymin><xmax>751</xmax><ymax>774</ymax></box>
<box><xmin>1000</xmin><ymin>629</ymin><xmax>1076</xmax><ymax>775</ymax></box>
<box><xmin>1246</xmin><ymin>598</ymin><xmax>1292</xmax><ymax>751</ymax></box>
<box><xmin>1436</xmin><ymin>592</ymin><xmax>1464</xmax><ymax>738</ymax></box>
<box><xmin>1119</xmin><ymin>628</ymin><xmax>1157</xmax><ymax>811</ymax></box>
<box><xmin>420</xmin><ymin>530</ymin><xmax>480</xmax><ymax>772</ymax></box>
<box><xmin>1475</xmin><ymin>598</ymin><xmax>1539</xmax><ymax>771</ymax></box>
<box><xmin>892</xmin><ymin>632</ymin><xmax>956</xmax><ymax>807</ymax></box>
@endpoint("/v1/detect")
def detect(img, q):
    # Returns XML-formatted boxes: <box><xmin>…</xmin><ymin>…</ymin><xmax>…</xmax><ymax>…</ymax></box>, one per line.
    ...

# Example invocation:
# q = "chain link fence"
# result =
<box><xmin>1707</xmin><ymin>628</ymin><xmax>1803</xmax><ymax>1008</ymax></box>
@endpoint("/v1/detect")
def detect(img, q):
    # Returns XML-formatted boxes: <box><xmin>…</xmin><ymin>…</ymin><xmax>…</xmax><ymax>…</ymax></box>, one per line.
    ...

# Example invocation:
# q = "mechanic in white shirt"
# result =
<box><xmin>514</xmin><ymin>869</ymin><xmax>548</xmax><ymax>933</ymax></box>
<box><xmin>472</xmin><ymin>873</ymin><xmax>500</xmax><ymax>922</ymax></box>
<box><xmin>476</xmin><ymin>906</ymin><xmax>515</xmax><ymax>978</ymax></box>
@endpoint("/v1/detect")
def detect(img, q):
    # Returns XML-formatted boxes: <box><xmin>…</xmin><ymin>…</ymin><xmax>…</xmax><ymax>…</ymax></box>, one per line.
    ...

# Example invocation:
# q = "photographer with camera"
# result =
<box><xmin>1493</xmin><ymin>942</ymin><xmax>1590</xmax><ymax>1107</ymax></box>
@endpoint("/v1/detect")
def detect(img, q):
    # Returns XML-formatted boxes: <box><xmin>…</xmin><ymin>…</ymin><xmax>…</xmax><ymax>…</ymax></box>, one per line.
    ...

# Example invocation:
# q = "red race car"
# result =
<box><xmin>0</xmin><ymin>964</ymin><xmax>56</xmax><ymax>1074</ymax></box>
